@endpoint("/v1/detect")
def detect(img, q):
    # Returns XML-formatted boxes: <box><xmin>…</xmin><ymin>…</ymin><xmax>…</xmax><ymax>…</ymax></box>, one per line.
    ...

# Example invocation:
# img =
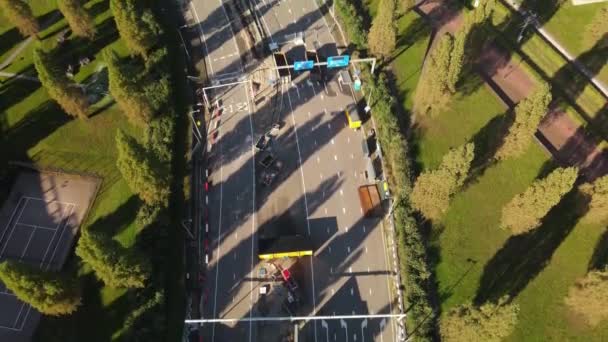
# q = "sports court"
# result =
<box><xmin>0</xmin><ymin>171</ymin><xmax>99</xmax><ymax>341</ymax></box>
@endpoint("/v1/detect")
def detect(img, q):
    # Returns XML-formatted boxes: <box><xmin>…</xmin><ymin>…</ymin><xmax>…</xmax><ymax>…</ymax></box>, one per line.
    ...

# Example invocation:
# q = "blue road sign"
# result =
<box><xmin>327</xmin><ymin>55</ymin><xmax>350</xmax><ymax>68</ymax></box>
<box><xmin>293</xmin><ymin>60</ymin><xmax>314</xmax><ymax>71</ymax></box>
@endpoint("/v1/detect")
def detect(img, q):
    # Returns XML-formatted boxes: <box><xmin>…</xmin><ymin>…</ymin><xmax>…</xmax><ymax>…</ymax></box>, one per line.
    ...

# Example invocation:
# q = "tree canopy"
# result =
<box><xmin>0</xmin><ymin>0</ymin><xmax>39</xmax><ymax>37</ymax></box>
<box><xmin>76</xmin><ymin>229</ymin><xmax>150</xmax><ymax>288</ymax></box>
<box><xmin>104</xmin><ymin>49</ymin><xmax>154</xmax><ymax>124</ymax></box>
<box><xmin>110</xmin><ymin>0</ymin><xmax>161</xmax><ymax>57</ymax></box>
<box><xmin>411</xmin><ymin>143</ymin><xmax>475</xmax><ymax>220</ymax></box>
<box><xmin>440</xmin><ymin>297</ymin><xmax>519</xmax><ymax>342</ymax></box>
<box><xmin>496</xmin><ymin>83</ymin><xmax>552</xmax><ymax>160</ymax></box>
<box><xmin>565</xmin><ymin>267</ymin><xmax>608</xmax><ymax>326</ymax></box>
<box><xmin>33</xmin><ymin>47</ymin><xmax>89</xmax><ymax>119</ymax></box>
<box><xmin>368</xmin><ymin>0</ymin><xmax>397</xmax><ymax>58</ymax></box>
<box><xmin>57</xmin><ymin>0</ymin><xmax>96</xmax><ymax>39</ymax></box>
<box><xmin>500</xmin><ymin>167</ymin><xmax>578</xmax><ymax>234</ymax></box>
<box><xmin>116</xmin><ymin>130</ymin><xmax>170</xmax><ymax>205</ymax></box>
<box><xmin>580</xmin><ymin>175</ymin><xmax>608</xmax><ymax>224</ymax></box>
<box><xmin>0</xmin><ymin>260</ymin><xmax>80</xmax><ymax>316</ymax></box>
<box><xmin>414</xmin><ymin>31</ymin><xmax>466</xmax><ymax>115</ymax></box>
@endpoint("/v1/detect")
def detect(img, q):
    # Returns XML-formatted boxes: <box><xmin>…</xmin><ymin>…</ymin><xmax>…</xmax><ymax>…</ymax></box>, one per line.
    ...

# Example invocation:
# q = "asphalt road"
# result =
<box><xmin>191</xmin><ymin>0</ymin><xmax>398</xmax><ymax>341</ymax></box>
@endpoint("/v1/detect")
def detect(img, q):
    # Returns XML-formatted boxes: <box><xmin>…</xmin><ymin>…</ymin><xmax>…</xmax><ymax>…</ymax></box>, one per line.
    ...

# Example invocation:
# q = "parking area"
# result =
<box><xmin>0</xmin><ymin>171</ymin><xmax>99</xmax><ymax>341</ymax></box>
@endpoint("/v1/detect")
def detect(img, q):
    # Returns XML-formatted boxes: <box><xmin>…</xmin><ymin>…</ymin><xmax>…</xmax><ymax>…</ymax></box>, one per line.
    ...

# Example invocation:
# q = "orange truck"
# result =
<box><xmin>358</xmin><ymin>183</ymin><xmax>386</xmax><ymax>217</ymax></box>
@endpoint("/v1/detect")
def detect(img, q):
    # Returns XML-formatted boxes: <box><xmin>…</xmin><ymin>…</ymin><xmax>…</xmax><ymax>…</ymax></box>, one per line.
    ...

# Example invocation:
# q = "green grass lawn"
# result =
<box><xmin>356</xmin><ymin>2</ymin><xmax>608</xmax><ymax>340</ymax></box>
<box><xmin>489</xmin><ymin>2</ymin><xmax>608</xmax><ymax>141</ymax></box>
<box><xmin>1</xmin><ymin>1</ymin><xmax>166</xmax><ymax>340</ymax></box>
<box><xmin>540</xmin><ymin>1</ymin><xmax>608</xmax><ymax>86</ymax></box>
<box><xmin>415</xmin><ymin>55</ymin><xmax>608</xmax><ymax>342</ymax></box>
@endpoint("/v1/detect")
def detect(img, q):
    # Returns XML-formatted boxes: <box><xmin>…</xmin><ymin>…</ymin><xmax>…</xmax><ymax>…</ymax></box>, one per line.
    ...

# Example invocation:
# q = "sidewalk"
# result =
<box><xmin>416</xmin><ymin>0</ymin><xmax>607</xmax><ymax>181</ymax></box>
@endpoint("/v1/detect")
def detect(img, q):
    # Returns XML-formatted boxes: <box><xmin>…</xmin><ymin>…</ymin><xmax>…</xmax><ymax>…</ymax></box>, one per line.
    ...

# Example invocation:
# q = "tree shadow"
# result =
<box><xmin>588</xmin><ymin>228</ymin><xmax>608</xmax><ymax>271</ymax></box>
<box><xmin>466</xmin><ymin>109</ymin><xmax>514</xmax><ymax>183</ymax></box>
<box><xmin>474</xmin><ymin>189</ymin><xmax>590</xmax><ymax>304</ymax></box>
<box><xmin>2</xmin><ymin>101</ymin><xmax>72</xmax><ymax>162</ymax></box>
<box><xmin>552</xmin><ymin>33</ymin><xmax>608</xmax><ymax>140</ymax></box>
<box><xmin>0</xmin><ymin>67</ymin><xmax>41</xmax><ymax>114</ymax></box>
<box><xmin>86</xmin><ymin>195</ymin><xmax>141</xmax><ymax>237</ymax></box>
<box><xmin>0</xmin><ymin>28</ymin><xmax>22</xmax><ymax>63</ymax></box>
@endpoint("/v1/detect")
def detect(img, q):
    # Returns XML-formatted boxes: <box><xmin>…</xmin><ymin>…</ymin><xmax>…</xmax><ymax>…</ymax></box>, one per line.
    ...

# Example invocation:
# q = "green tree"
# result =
<box><xmin>414</xmin><ymin>33</ymin><xmax>454</xmax><ymax>115</ymax></box>
<box><xmin>57</xmin><ymin>0</ymin><xmax>96</xmax><ymax>39</ymax></box>
<box><xmin>368</xmin><ymin>0</ymin><xmax>397</xmax><ymax>58</ymax></box>
<box><xmin>580</xmin><ymin>175</ymin><xmax>608</xmax><ymax>224</ymax></box>
<box><xmin>500</xmin><ymin>167</ymin><xmax>578</xmax><ymax>234</ymax></box>
<box><xmin>33</xmin><ymin>47</ymin><xmax>89</xmax><ymax>119</ymax></box>
<box><xmin>414</xmin><ymin>30</ymin><xmax>466</xmax><ymax>115</ymax></box>
<box><xmin>446</xmin><ymin>29</ymin><xmax>466</xmax><ymax>93</ymax></box>
<box><xmin>440</xmin><ymin>297</ymin><xmax>519</xmax><ymax>342</ymax></box>
<box><xmin>334</xmin><ymin>0</ymin><xmax>367</xmax><ymax>50</ymax></box>
<box><xmin>565</xmin><ymin>267</ymin><xmax>608</xmax><ymax>326</ymax></box>
<box><xmin>496</xmin><ymin>83</ymin><xmax>552</xmax><ymax>160</ymax></box>
<box><xmin>0</xmin><ymin>260</ymin><xmax>80</xmax><ymax>315</ymax></box>
<box><xmin>104</xmin><ymin>49</ymin><xmax>153</xmax><ymax>124</ymax></box>
<box><xmin>110</xmin><ymin>0</ymin><xmax>161</xmax><ymax>57</ymax></box>
<box><xmin>0</xmin><ymin>0</ymin><xmax>39</xmax><ymax>37</ymax></box>
<box><xmin>116</xmin><ymin>130</ymin><xmax>170</xmax><ymax>205</ymax></box>
<box><xmin>76</xmin><ymin>229</ymin><xmax>150</xmax><ymax>288</ymax></box>
<box><xmin>411</xmin><ymin>143</ymin><xmax>475</xmax><ymax>220</ymax></box>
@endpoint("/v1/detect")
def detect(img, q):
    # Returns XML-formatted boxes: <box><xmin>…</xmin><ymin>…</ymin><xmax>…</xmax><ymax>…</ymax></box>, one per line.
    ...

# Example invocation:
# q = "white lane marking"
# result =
<box><xmin>370</xmin><ymin>288</ymin><xmax>373</xmax><ymax>295</ymax></box>
<box><xmin>329</xmin><ymin>245</ymin><xmax>332</xmax><ymax>253</ymax></box>
<box><xmin>349</xmin><ymin>267</ymin><xmax>352</xmax><ymax>273</ymax></box>
<box><xmin>286</xmin><ymin>84</ymin><xmax>318</xmax><ymax>340</ymax></box>
<box><xmin>326</xmin><ymin>227</ymin><xmax>329</xmax><ymax>234</ymax></box>
<box><xmin>331</xmin><ymin>288</ymin><xmax>335</xmax><ymax>295</ymax></box>
<box><xmin>340</xmin><ymin>189</ymin><xmax>343</xmax><ymax>196</ymax></box>
<box><xmin>330</xmin><ymin>267</ymin><xmax>333</xmax><ymax>274</ymax></box>
<box><xmin>317</xmin><ymin>156</ymin><xmax>320</xmax><ymax>163</ymax></box>
<box><xmin>233</xmin><ymin>273</ymin><xmax>236</xmax><ymax>280</ymax></box>
<box><xmin>363</xmin><ymin>225</ymin><xmax>366</xmax><ymax>233</ymax></box>
<box><xmin>324</xmin><ymin>108</ymin><xmax>328</xmax><ymax>115</ymax></box>
<box><xmin>331</xmin><ymin>138</ymin><xmax>335</xmax><ymax>145</ymax></box>
<box><xmin>308</xmin><ymin>111</ymin><xmax>311</xmax><ymax>117</ymax></box>
<box><xmin>365</xmin><ymin>247</ymin><xmax>368</xmax><ymax>254</ymax></box>
<box><xmin>324</xmin><ymin>208</ymin><xmax>328</xmax><ymax>215</ymax></box>
<box><xmin>321</xmin><ymin>94</ymin><xmax>325</xmax><ymax>100</ymax></box>
<box><xmin>345</xmin><ymin>226</ymin><xmax>348</xmax><ymax>232</ymax></box>
<box><xmin>211</xmin><ymin>120</ymin><xmax>225</xmax><ymax>342</ymax></box>
<box><xmin>351</xmin><ymin>287</ymin><xmax>354</xmax><ymax>296</ymax></box>
<box><xmin>351</xmin><ymin>153</ymin><xmax>354</xmax><ymax>159</ymax></box>
<box><xmin>320</xmin><ymin>173</ymin><xmax>324</xmax><ymax>179</ymax></box>
<box><xmin>334</xmin><ymin>155</ymin><xmax>338</xmax><ymax>161</ymax></box>
<box><xmin>328</xmin><ymin>123</ymin><xmax>331</xmax><ymax>129</ymax></box>
<box><xmin>342</xmin><ymin>207</ymin><xmax>346</xmax><ymax>214</ymax></box>
<box><xmin>190</xmin><ymin>3</ymin><xmax>214</xmax><ymax>75</ymax></box>
<box><xmin>347</xmin><ymin>137</ymin><xmax>350</xmax><ymax>143</ymax></box>
<box><xmin>218</xmin><ymin>0</ymin><xmax>244</xmax><ymax>72</ymax></box>
<box><xmin>206</xmin><ymin>195</ymin><xmax>209</xmax><ymax>204</ymax></box>
<box><xmin>347</xmin><ymin>246</ymin><xmax>351</xmax><ymax>253</ymax></box>
<box><xmin>246</xmin><ymin>77</ymin><xmax>257</xmax><ymax>341</ymax></box>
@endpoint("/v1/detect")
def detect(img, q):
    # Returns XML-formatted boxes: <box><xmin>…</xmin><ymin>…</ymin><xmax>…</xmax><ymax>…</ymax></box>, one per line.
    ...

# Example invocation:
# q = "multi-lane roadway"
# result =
<box><xmin>189</xmin><ymin>0</ymin><xmax>399</xmax><ymax>341</ymax></box>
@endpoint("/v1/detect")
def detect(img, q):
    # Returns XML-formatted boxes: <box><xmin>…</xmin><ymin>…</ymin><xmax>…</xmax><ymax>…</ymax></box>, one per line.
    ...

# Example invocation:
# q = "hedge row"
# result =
<box><xmin>333</xmin><ymin>0</ymin><xmax>367</xmax><ymax>50</ymax></box>
<box><xmin>367</xmin><ymin>71</ymin><xmax>436</xmax><ymax>341</ymax></box>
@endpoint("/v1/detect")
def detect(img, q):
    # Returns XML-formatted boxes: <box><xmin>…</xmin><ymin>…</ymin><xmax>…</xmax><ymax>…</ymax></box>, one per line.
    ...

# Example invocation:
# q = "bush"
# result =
<box><xmin>367</xmin><ymin>71</ymin><xmax>437</xmax><ymax>340</ymax></box>
<box><xmin>333</xmin><ymin>0</ymin><xmax>367</xmax><ymax>50</ymax></box>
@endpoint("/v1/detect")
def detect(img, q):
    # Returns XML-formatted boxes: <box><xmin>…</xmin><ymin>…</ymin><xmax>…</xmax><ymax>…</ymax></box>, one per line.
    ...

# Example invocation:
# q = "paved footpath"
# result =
<box><xmin>416</xmin><ymin>0</ymin><xmax>607</xmax><ymax>181</ymax></box>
